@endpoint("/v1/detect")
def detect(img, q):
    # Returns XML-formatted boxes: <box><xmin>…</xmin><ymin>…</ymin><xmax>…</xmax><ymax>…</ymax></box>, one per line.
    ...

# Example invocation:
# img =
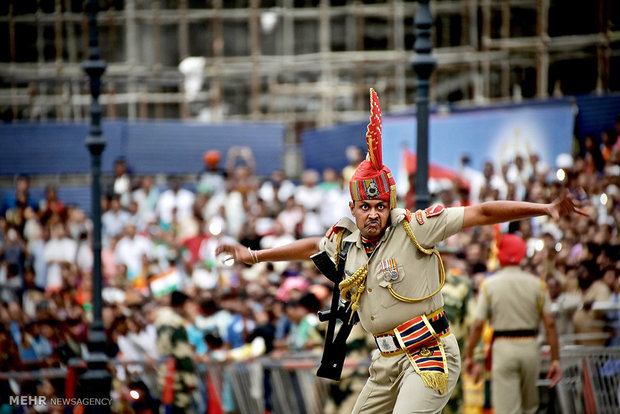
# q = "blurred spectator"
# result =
<box><xmin>261</xmin><ymin>221</ymin><xmax>295</xmax><ymax>251</ymax></box>
<box><xmin>600</xmin><ymin>129</ymin><xmax>615</xmax><ymax>162</ymax></box>
<box><xmin>1</xmin><ymin>226</ymin><xmax>27</xmax><ymax>278</ymax></box>
<box><xmin>1</xmin><ymin>175</ymin><xmax>38</xmax><ymax>232</ymax></box>
<box><xmin>198</xmin><ymin>149</ymin><xmax>226</xmax><ymax>196</ymax></box>
<box><xmin>582</xmin><ymin>134</ymin><xmax>605</xmax><ymax>173</ymax></box>
<box><xmin>479</xmin><ymin>161</ymin><xmax>507</xmax><ymax>201</ymax></box>
<box><xmin>39</xmin><ymin>185</ymin><xmax>65</xmax><ymax>224</ymax></box>
<box><xmin>132</xmin><ymin>175</ymin><xmax>160</xmax><ymax>223</ymax></box>
<box><xmin>283</xmin><ymin>292</ymin><xmax>322</xmax><ymax>352</ymax></box>
<box><xmin>295</xmin><ymin>169</ymin><xmax>322</xmax><ymax>212</ymax></box>
<box><xmin>572</xmin><ymin>264</ymin><xmax>613</xmax><ymax>346</ymax></box>
<box><xmin>459</xmin><ymin>155</ymin><xmax>485</xmax><ymax>203</ymax></box>
<box><xmin>156</xmin><ymin>177</ymin><xmax>195</xmax><ymax>227</ymax></box>
<box><xmin>225</xmin><ymin>146</ymin><xmax>255</xmax><ymax>178</ymax></box>
<box><xmin>115</xmin><ymin>223</ymin><xmax>153</xmax><ymax>282</ymax></box>
<box><xmin>221</xmin><ymin>292</ymin><xmax>255</xmax><ymax>350</ymax></box>
<box><xmin>21</xmin><ymin>266</ymin><xmax>45</xmax><ymax>318</ymax></box>
<box><xmin>181</xmin><ymin>216</ymin><xmax>210</xmax><ymax>267</ymax></box>
<box><xmin>43</xmin><ymin>222</ymin><xmax>77</xmax><ymax>293</ymax></box>
<box><xmin>319</xmin><ymin>167</ymin><xmax>351</xmax><ymax>230</ymax></box>
<box><xmin>295</xmin><ymin>169</ymin><xmax>324</xmax><ymax>237</ymax></box>
<box><xmin>276</xmin><ymin>197</ymin><xmax>303</xmax><ymax>237</ymax></box>
<box><xmin>110</xmin><ymin>157</ymin><xmax>132</xmax><ymax>207</ymax></box>
<box><xmin>258</xmin><ymin>169</ymin><xmax>296</xmax><ymax>210</ymax></box>
<box><xmin>102</xmin><ymin>194</ymin><xmax>131</xmax><ymax>242</ymax></box>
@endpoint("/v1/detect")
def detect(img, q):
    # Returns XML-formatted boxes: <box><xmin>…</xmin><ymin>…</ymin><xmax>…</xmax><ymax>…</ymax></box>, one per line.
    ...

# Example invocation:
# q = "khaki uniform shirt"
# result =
<box><xmin>320</xmin><ymin>206</ymin><xmax>464</xmax><ymax>334</ymax></box>
<box><xmin>474</xmin><ymin>266</ymin><xmax>551</xmax><ymax>330</ymax></box>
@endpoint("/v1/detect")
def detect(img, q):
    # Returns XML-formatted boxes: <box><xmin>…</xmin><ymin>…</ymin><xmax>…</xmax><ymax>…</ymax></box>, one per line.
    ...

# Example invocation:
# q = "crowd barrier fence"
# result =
<box><xmin>556</xmin><ymin>346</ymin><xmax>620</xmax><ymax>414</ymax></box>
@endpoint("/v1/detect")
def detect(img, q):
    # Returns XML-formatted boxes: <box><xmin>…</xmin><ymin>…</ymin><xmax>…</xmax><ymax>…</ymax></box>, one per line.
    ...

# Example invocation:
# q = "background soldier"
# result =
<box><xmin>464</xmin><ymin>234</ymin><xmax>562</xmax><ymax>414</ymax></box>
<box><xmin>155</xmin><ymin>290</ymin><xmax>199</xmax><ymax>413</ymax></box>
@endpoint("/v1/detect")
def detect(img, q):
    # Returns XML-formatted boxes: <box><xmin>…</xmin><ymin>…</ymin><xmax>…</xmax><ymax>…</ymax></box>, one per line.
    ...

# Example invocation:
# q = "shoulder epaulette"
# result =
<box><xmin>425</xmin><ymin>204</ymin><xmax>445</xmax><ymax>218</ymax></box>
<box><xmin>399</xmin><ymin>208</ymin><xmax>425</xmax><ymax>225</ymax></box>
<box><xmin>325</xmin><ymin>218</ymin><xmax>356</xmax><ymax>242</ymax></box>
<box><xmin>404</xmin><ymin>209</ymin><xmax>412</xmax><ymax>223</ymax></box>
<box><xmin>415</xmin><ymin>209</ymin><xmax>425</xmax><ymax>225</ymax></box>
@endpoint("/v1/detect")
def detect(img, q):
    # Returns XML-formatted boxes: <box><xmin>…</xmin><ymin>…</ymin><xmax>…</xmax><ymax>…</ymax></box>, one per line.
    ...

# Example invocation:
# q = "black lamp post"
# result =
<box><xmin>411</xmin><ymin>0</ymin><xmax>436</xmax><ymax>211</ymax></box>
<box><xmin>79</xmin><ymin>0</ymin><xmax>111</xmax><ymax>411</ymax></box>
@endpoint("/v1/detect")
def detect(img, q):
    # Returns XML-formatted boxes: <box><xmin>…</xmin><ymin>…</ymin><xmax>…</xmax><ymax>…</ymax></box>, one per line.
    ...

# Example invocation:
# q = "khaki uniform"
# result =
<box><xmin>474</xmin><ymin>266</ymin><xmax>551</xmax><ymax>414</ymax></box>
<box><xmin>320</xmin><ymin>206</ymin><xmax>464</xmax><ymax>413</ymax></box>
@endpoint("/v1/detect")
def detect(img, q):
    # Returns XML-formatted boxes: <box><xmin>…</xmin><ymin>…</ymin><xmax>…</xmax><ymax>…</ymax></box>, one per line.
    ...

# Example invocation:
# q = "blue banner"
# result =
<box><xmin>381</xmin><ymin>103</ymin><xmax>575</xmax><ymax>175</ymax></box>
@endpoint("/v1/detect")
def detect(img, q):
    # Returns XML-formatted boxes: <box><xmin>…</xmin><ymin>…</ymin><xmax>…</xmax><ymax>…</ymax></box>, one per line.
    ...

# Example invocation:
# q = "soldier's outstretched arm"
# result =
<box><xmin>216</xmin><ymin>236</ymin><xmax>322</xmax><ymax>265</ymax></box>
<box><xmin>462</xmin><ymin>191</ymin><xmax>588</xmax><ymax>229</ymax></box>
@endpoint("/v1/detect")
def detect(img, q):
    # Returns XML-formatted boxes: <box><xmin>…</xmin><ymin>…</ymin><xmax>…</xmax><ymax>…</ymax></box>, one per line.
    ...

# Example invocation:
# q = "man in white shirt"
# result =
<box><xmin>115</xmin><ymin>223</ymin><xmax>153</xmax><ymax>281</ymax></box>
<box><xmin>132</xmin><ymin>175</ymin><xmax>160</xmax><ymax>223</ymax></box>
<box><xmin>102</xmin><ymin>195</ymin><xmax>131</xmax><ymax>243</ymax></box>
<box><xmin>155</xmin><ymin>177</ymin><xmax>196</xmax><ymax>225</ymax></box>
<box><xmin>43</xmin><ymin>222</ymin><xmax>77</xmax><ymax>292</ymax></box>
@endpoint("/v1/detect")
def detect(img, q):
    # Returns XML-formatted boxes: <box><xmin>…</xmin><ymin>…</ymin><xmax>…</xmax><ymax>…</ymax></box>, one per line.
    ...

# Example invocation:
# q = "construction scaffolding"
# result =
<box><xmin>0</xmin><ymin>0</ymin><xmax>618</xmax><ymax>133</ymax></box>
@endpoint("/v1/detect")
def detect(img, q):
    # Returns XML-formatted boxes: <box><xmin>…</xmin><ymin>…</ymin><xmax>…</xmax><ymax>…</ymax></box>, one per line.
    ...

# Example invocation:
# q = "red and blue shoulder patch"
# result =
<box><xmin>425</xmin><ymin>204</ymin><xmax>445</xmax><ymax>218</ymax></box>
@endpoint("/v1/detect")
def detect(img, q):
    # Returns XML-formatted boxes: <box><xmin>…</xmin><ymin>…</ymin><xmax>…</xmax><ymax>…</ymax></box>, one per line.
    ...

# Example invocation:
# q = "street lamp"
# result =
<box><xmin>411</xmin><ymin>0</ymin><xmax>436</xmax><ymax>211</ymax></box>
<box><xmin>79</xmin><ymin>0</ymin><xmax>111</xmax><ymax>411</ymax></box>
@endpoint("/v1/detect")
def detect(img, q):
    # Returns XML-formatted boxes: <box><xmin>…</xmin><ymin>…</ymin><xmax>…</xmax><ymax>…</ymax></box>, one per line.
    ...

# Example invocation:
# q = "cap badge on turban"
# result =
<box><xmin>349</xmin><ymin>88</ymin><xmax>397</xmax><ymax>208</ymax></box>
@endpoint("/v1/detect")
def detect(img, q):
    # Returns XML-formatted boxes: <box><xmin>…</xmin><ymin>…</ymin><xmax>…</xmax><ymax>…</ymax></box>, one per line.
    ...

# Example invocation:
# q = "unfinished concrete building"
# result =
<box><xmin>0</xmin><ymin>0</ymin><xmax>618</xmax><ymax>134</ymax></box>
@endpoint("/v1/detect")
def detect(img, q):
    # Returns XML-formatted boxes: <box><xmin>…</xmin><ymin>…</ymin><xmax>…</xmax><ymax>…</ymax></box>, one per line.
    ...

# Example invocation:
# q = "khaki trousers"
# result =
<box><xmin>352</xmin><ymin>333</ymin><xmax>461</xmax><ymax>414</ymax></box>
<box><xmin>491</xmin><ymin>338</ymin><xmax>540</xmax><ymax>414</ymax></box>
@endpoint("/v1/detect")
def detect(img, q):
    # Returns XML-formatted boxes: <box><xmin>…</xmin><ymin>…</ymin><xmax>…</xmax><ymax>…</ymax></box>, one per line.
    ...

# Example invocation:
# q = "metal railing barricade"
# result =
<box><xmin>556</xmin><ymin>346</ymin><xmax>620</xmax><ymax>414</ymax></box>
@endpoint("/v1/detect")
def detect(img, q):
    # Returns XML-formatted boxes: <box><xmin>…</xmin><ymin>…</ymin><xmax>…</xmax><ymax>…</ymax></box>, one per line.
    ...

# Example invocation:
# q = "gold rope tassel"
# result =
<box><xmin>333</xmin><ymin>232</ymin><xmax>344</xmax><ymax>267</ymax></box>
<box><xmin>419</xmin><ymin>371</ymin><xmax>449</xmax><ymax>394</ymax></box>
<box><xmin>339</xmin><ymin>265</ymin><xmax>368</xmax><ymax>322</ymax></box>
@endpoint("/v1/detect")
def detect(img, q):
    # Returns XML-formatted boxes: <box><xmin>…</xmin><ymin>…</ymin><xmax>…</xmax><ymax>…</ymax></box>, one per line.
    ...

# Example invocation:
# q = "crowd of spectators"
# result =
<box><xmin>0</xmin><ymin>121</ymin><xmax>619</xmax><ymax>411</ymax></box>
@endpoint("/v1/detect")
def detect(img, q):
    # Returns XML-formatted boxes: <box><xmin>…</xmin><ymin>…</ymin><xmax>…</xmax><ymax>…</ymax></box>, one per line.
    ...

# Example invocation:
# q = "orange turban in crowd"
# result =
<box><xmin>497</xmin><ymin>234</ymin><xmax>527</xmax><ymax>266</ymax></box>
<box><xmin>349</xmin><ymin>89</ymin><xmax>397</xmax><ymax>209</ymax></box>
<box><xmin>203</xmin><ymin>150</ymin><xmax>221</xmax><ymax>166</ymax></box>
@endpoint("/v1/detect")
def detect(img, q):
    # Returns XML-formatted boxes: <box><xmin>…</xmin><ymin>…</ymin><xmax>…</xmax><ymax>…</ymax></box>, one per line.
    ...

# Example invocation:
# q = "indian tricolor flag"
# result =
<box><xmin>149</xmin><ymin>268</ymin><xmax>182</xmax><ymax>298</ymax></box>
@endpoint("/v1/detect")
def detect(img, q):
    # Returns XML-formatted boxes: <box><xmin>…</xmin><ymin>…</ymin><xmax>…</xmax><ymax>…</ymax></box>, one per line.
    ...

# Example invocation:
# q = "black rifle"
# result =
<box><xmin>311</xmin><ymin>243</ymin><xmax>357</xmax><ymax>381</ymax></box>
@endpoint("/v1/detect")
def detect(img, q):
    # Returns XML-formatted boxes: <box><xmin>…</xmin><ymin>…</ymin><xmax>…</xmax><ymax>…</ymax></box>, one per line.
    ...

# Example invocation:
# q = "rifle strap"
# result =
<box><xmin>336</xmin><ymin>241</ymin><xmax>352</xmax><ymax>275</ymax></box>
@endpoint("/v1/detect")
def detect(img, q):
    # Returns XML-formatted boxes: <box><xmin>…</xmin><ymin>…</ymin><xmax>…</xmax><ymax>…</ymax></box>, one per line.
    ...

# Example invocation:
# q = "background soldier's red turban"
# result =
<box><xmin>497</xmin><ymin>234</ymin><xmax>527</xmax><ymax>266</ymax></box>
<box><xmin>349</xmin><ymin>89</ymin><xmax>397</xmax><ymax>208</ymax></box>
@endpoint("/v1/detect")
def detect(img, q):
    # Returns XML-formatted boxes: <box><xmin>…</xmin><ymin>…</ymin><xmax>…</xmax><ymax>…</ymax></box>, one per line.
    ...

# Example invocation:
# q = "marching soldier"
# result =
<box><xmin>217</xmin><ymin>89</ymin><xmax>586</xmax><ymax>413</ymax></box>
